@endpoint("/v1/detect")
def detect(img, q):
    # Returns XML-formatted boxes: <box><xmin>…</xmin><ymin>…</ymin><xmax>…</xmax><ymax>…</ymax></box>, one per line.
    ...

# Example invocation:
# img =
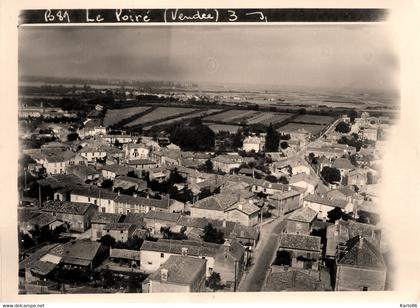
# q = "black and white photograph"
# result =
<box><xmin>1</xmin><ymin>1</ymin><xmax>420</xmax><ymax>305</ymax></box>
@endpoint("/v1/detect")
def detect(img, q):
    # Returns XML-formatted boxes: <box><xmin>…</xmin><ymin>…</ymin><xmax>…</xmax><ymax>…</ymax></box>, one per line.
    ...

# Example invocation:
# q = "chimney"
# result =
<box><xmin>181</xmin><ymin>247</ymin><xmax>188</xmax><ymax>256</ymax></box>
<box><xmin>160</xmin><ymin>268</ymin><xmax>168</xmax><ymax>281</ymax></box>
<box><xmin>222</xmin><ymin>219</ymin><xmax>226</xmax><ymax>228</ymax></box>
<box><xmin>133</xmin><ymin>192</ymin><xmax>137</xmax><ymax>198</ymax></box>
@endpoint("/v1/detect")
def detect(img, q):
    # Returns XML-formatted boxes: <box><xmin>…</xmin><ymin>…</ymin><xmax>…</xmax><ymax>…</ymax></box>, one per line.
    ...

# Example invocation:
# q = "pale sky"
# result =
<box><xmin>19</xmin><ymin>25</ymin><xmax>399</xmax><ymax>90</ymax></box>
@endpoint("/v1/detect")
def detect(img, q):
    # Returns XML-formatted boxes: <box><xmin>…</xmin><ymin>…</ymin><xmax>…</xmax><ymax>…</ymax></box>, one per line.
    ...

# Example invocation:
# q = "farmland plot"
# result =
<box><xmin>246</xmin><ymin>112</ymin><xmax>293</xmax><ymax>125</ymax></box>
<box><xmin>103</xmin><ymin>107</ymin><xmax>150</xmax><ymax>126</ymax></box>
<box><xmin>292</xmin><ymin>114</ymin><xmax>335</xmax><ymax>125</ymax></box>
<box><xmin>126</xmin><ymin>107</ymin><xmax>197</xmax><ymax>127</ymax></box>
<box><xmin>203</xmin><ymin>110</ymin><xmax>252</xmax><ymax>122</ymax></box>
<box><xmin>144</xmin><ymin>109</ymin><xmax>222</xmax><ymax>129</ymax></box>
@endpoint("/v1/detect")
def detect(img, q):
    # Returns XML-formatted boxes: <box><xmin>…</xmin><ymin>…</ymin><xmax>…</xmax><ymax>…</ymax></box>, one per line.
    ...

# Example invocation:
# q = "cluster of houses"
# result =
<box><xmin>18</xmin><ymin>109</ymin><xmax>391</xmax><ymax>293</ymax></box>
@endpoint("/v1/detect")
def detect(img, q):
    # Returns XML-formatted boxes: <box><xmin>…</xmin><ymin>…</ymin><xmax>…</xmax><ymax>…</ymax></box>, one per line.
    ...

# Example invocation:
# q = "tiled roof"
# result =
<box><xmin>71</xmin><ymin>187</ymin><xmax>118</xmax><ymax>200</ymax></box>
<box><xmin>110</xmin><ymin>248</ymin><xmax>140</xmax><ymax>261</ymax></box>
<box><xmin>287</xmin><ymin>207</ymin><xmax>317</xmax><ymax>223</ymax></box>
<box><xmin>91</xmin><ymin>212</ymin><xmax>123</xmax><ymax>224</ymax></box>
<box><xmin>304</xmin><ymin>194</ymin><xmax>349</xmax><ymax>209</ymax></box>
<box><xmin>67</xmin><ymin>165</ymin><xmax>99</xmax><ymax>178</ymax></box>
<box><xmin>192</xmin><ymin>193</ymin><xmax>239</xmax><ymax>211</ymax></box>
<box><xmin>332</xmin><ymin>158</ymin><xmax>354</xmax><ymax>170</ymax></box>
<box><xmin>229</xmin><ymin>224</ymin><xmax>259</xmax><ymax>240</ymax></box>
<box><xmin>339</xmin><ymin>220</ymin><xmax>379</xmax><ymax>239</ymax></box>
<box><xmin>225</xmin><ymin>199</ymin><xmax>260</xmax><ymax>216</ymax></box>
<box><xmin>18</xmin><ymin>208</ymin><xmax>41</xmax><ymax>222</ymax></box>
<box><xmin>279</xmin><ymin>233</ymin><xmax>321</xmax><ymax>252</ymax></box>
<box><xmin>289</xmin><ymin>173</ymin><xmax>319</xmax><ymax>186</ymax></box>
<box><xmin>126</xmin><ymin>159</ymin><xmax>156</xmax><ymax>165</ymax></box>
<box><xmin>123</xmin><ymin>212</ymin><xmax>146</xmax><ymax>226</ymax></box>
<box><xmin>61</xmin><ymin>240</ymin><xmax>103</xmax><ymax>263</ymax></box>
<box><xmin>148</xmin><ymin>255</ymin><xmax>206</xmax><ymax>285</ymax></box>
<box><xmin>115</xmin><ymin>195</ymin><xmax>176</xmax><ymax>209</ymax></box>
<box><xmin>28</xmin><ymin>213</ymin><xmax>57</xmax><ymax>227</ymax></box>
<box><xmin>143</xmin><ymin>211</ymin><xmax>181</xmax><ymax>222</ymax></box>
<box><xmin>338</xmin><ymin>236</ymin><xmax>386</xmax><ymax>269</ymax></box>
<box><xmin>103</xmin><ymin>223</ymin><xmax>135</xmax><ymax>231</ymax></box>
<box><xmin>114</xmin><ymin>176</ymin><xmax>147</xmax><ymax>186</ymax></box>
<box><xmin>101</xmin><ymin>164</ymin><xmax>131</xmax><ymax>175</ymax></box>
<box><xmin>42</xmin><ymin>200</ymin><xmax>93</xmax><ymax>215</ymax></box>
<box><xmin>141</xmin><ymin>239</ymin><xmax>221</xmax><ymax>257</ymax></box>
<box><xmin>264</xmin><ymin>269</ymin><xmax>322</xmax><ymax>291</ymax></box>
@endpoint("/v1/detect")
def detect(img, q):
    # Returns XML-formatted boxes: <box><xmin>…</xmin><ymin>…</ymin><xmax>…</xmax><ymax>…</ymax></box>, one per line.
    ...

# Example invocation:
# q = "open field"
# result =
<box><xmin>144</xmin><ymin>109</ymin><xmax>222</xmax><ymax>129</ymax></box>
<box><xmin>203</xmin><ymin>110</ymin><xmax>258</xmax><ymax>123</ymax></box>
<box><xmin>246</xmin><ymin>112</ymin><xmax>293</xmax><ymax>125</ymax></box>
<box><xmin>206</xmin><ymin>123</ymin><xmax>241</xmax><ymax>134</ymax></box>
<box><xmin>277</xmin><ymin>122</ymin><xmax>326</xmax><ymax>135</ymax></box>
<box><xmin>292</xmin><ymin>114</ymin><xmax>336</xmax><ymax>125</ymax></box>
<box><xmin>203</xmin><ymin>109</ymin><xmax>294</xmax><ymax>125</ymax></box>
<box><xmin>103</xmin><ymin>107</ymin><xmax>150</xmax><ymax>126</ymax></box>
<box><xmin>126</xmin><ymin>107</ymin><xmax>196</xmax><ymax>127</ymax></box>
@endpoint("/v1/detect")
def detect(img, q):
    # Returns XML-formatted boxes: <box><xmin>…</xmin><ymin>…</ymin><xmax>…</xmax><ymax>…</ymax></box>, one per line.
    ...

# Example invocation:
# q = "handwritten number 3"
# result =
<box><xmin>228</xmin><ymin>10</ymin><xmax>238</xmax><ymax>22</ymax></box>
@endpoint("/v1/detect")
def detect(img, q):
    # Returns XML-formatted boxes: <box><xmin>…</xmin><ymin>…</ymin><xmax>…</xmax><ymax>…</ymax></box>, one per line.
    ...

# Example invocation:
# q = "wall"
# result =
<box><xmin>140</xmin><ymin>250</ymin><xmax>215</xmax><ymax>277</ymax></box>
<box><xmin>190</xmin><ymin>207</ymin><xmax>226</xmax><ymax>221</ymax></box>
<box><xmin>335</xmin><ymin>265</ymin><xmax>386</xmax><ymax>291</ymax></box>
<box><xmin>286</xmin><ymin>220</ymin><xmax>310</xmax><ymax>235</ymax></box>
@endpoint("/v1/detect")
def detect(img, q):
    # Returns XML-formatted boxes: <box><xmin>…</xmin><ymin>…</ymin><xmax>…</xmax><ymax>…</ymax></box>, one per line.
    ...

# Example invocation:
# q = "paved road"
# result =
<box><xmin>238</xmin><ymin>218</ymin><xmax>287</xmax><ymax>292</ymax></box>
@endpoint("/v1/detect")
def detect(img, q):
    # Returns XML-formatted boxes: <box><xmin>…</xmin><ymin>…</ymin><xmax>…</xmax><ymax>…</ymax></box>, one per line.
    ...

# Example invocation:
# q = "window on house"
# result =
<box><xmin>88</xmin><ymin>197</ymin><xmax>91</xmax><ymax>202</ymax></box>
<box><xmin>106</xmin><ymin>230</ymin><xmax>110</xmax><ymax>233</ymax></box>
<box><xmin>362</xmin><ymin>286</ymin><xmax>369</xmax><ymax>291</ymax></box>
<box><xmin>161</xmin><ymin>253</ymin><xmax>164</xmax><ymax>258</ymax></box>
<box><xmin>120</xmin><ymin>230</ymin><xmax>123</xmax><ymax>234</ymax></box>
<box><xmin>101</xmin><ymin>208</ymin><xmax>106</xmax><ymax>213</ymax></box>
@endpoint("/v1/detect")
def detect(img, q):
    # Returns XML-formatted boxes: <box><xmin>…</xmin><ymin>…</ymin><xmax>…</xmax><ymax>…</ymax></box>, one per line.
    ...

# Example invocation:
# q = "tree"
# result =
<box><xmin>66</xmin><ymin>132</ymin><xmax>79</xmax><ymax>142</ymax></box>
<box><xmin>280</xmin><ymin>141</ymin><xmax>288</xmax><ymax>150</ymax></box>
<box><xmin>99</xmin><ymin>234</ymin><xmax>116</xmax><ymax>247</ymax></box>
<box><xmin>232</xmin><ymin>129</ymin><xmax>244</xmax><ymax>149</ymax></box>
<box><xmin>202</xmin><ymin>223</ymin><xmax>225</xmax><ymax>244</ymax></box>
<box><xmin>335</xmin><ymin>121</ymin><xmax>351</xmax><ymax>134</ymax></box>
<box><xmin>327</xmin><ymin>207</ymin><xmax>343</xmax><ymax>223</ymax></box>
<box><xmin>265</xmin><ymin>124</ymin><xmax>280</xmax><ymax>152</ymax></box>
<box><xmin>169</xmin><ymin>123</ymin><xmax>215</xmax><ymax>151</ymax></box>
<box><xmin>101</xmin><ymin>179</ymin><xmax>113</xmax><ymax>189</ymax></box>
<box><xmin>204</xmin><ymin>159</ymin><xmax>213</xmax><ymax>172</ymax></box>
<box><xmin>206</xmin><ymin>272</ymin><xmax>222</xmax><ymax>291</ymax></box>
<box><xmin>169</xmin><ymin>168</ymin><xmax>186</xmax><ymax>184</ymax></box>
<box><xmin>274</xmin><ymin>250</ymin><xmax>291</xmax><ymax>266</ymax></box>
<box><xmin>321</xmin><ymin>166</ymin><xmax>341</xmax><ymax>184</ymax></box>
<box><xmin>279</xmin><ymin>176</ymin><xmax>289</xmax><ymax>184</ymax></box>
<box><xmin>265</xmin><ymin>175</ymin><xmax>278</xmax><ymax>183</ymax></box>
<box><xmin>348</xmin><ymin>109</ymin><xmax>358</xmax><ymax>123</ymax></box>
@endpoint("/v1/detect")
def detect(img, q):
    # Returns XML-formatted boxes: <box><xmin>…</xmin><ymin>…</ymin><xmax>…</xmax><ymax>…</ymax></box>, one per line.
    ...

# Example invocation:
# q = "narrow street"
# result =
<box><xmin>238</xmin><ymin>217</ymin><xmax>286</xmax><ymax>292</ymax></box>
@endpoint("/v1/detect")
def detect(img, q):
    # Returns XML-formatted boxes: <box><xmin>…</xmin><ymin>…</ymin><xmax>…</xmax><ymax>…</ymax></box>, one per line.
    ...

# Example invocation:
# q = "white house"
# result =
<box><xmin>242</xmin><ymin>136</ymin><xmax>265</xmax><ymax>153</ymax></box>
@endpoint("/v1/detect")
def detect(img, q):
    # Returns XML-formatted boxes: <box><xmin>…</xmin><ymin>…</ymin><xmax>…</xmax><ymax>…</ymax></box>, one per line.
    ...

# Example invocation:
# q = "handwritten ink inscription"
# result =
<box><xmin>42</xmin><ymin>9</ymin><xmax>269</xmax><ymax>24</ymax></box>
<box><xmin>44</xmin><ymin>9</ymin><xmax>71</xmax><ymax>23</ymax></box>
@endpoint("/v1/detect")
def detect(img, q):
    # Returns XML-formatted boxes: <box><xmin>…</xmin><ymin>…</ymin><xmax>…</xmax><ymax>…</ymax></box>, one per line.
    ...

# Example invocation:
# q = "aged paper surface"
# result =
<box><xmin>1</xmin><ymin>0</ymin><xmax>419</xmax><ymax>305</ymax></box>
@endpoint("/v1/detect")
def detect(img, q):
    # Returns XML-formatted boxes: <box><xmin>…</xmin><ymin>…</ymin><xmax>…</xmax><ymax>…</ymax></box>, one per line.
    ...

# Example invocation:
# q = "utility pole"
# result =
<box><xmin>38</xmin><ymin>184</ymin><xmax>42</xmax><ymax>207</ymax></box>
<box><xmin>234</xmin><ymin>259</ymin><xmax>238</xmax><ymax>292</ymax></box>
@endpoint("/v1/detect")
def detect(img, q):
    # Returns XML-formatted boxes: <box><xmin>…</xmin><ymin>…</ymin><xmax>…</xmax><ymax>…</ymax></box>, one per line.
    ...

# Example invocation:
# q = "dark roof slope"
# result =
<box><xmin>338</xmin><ymin>236</ymin><xmax>386</xmax><ymax>269</ymax></box>
<box><xmin>42</xmin><ymin>200</ymin><xmax>94</xmax><ymax>215</ymax></box>
<box><xmin>279</xmin><ymin>233</ymin><xmax>321</xmax><ymax>252</ymax></box>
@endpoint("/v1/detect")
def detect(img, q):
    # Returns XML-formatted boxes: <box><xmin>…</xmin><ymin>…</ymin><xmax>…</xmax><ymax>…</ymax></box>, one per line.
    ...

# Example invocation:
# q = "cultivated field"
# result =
<box><xmin>103</xmin><ymin>106</ymin><xmax>150</xmax><ymax>126</ymax></box>
<box><xmin>292</xmin><ymin>114</ymin><xmax>335</xmax><ymax>125</ymax></box>
<box><xmin>203</xmin><ymin>109</ymin><xmax>293</xmax><ymax>125</ymax></box>
<box><xmin>144</xmin><ymin>109</ymin><xmax>222</xmax><ymax>129</ymax></box>
<box><xmin>126</xmin><ymin>107</ymin><xmax>197</xmax><ymax>127</ymax></box>
<box><xmin>246</xmin><ymin>112</ymin><xmax>293</xmax><ymax>125</ymax></box>
<box><xmin>207</xmin><ymin>124</ymin><xmax>241</xmax><ymax>134</ymax></box>
<box><xmin>277</xmin><ymin>123</ymin><xmax>326</xmax><ymax>135</ymax></box>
